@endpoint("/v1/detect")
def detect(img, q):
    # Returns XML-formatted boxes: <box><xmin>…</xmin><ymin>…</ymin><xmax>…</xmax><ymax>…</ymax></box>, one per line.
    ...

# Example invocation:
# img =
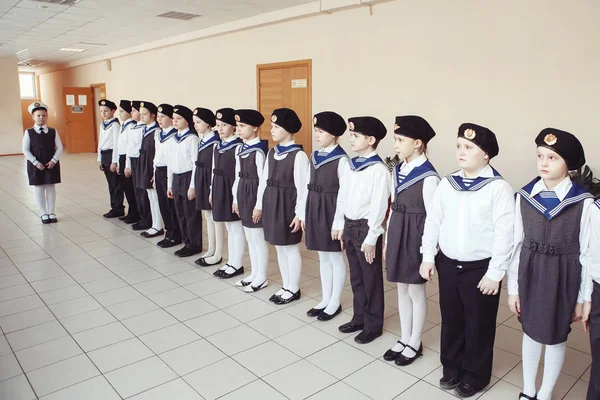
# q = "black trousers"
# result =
<box><xmin>118</xmin><ymin>155</ymin><xmax>138</xmax><ymax>218</ymax></box>
<box><xmin>588</xmin><ymin>282</ymin><xmax>600</xmax><ymax>400</ymax></box>
<box><xmin>155</xmin><ymin>166</ymin><xmax>181</xmax><ymax>241</ymax></box>
<box><xmin>101</xmin><ymin>150</ymin><xmax>124</xmax><ymax>211</ymax></box>
<box><xmin>173</xmin><ymin>171</ymin><xmax>202</xmax><ymax>249</ymax></box>
<box><xmin>130</xmin><ymin>157</ymin><xmax>150</xmax><ymax>223</ymax></box>
<box><xmin>343</xmin><ymin>218</ymin><xmax>384</xmax><ymax>333</ymax></box>
<box><xmin>436</xmin><ymin>252</ymin><xmax>500</xmax><ymax>390</ymax></box>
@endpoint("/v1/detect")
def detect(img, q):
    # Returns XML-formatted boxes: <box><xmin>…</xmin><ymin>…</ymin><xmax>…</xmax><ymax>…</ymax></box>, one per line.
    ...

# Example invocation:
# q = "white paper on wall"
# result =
<box><xmin>66</xmin><ymin>94</ymin><xmax>75</xmax><ymax>106</ymax></box>
<box><xmin>78</xmin><ymin>95</ymin><xmax>87</xmax><ymax>106</ymax></box>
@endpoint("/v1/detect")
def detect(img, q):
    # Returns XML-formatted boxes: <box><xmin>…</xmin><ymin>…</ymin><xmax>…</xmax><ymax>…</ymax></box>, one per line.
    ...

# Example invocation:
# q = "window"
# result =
<box><xmin>19</xmin><ymin>72</ymin><xmax>37</xmax><ymax>99</ymax></box>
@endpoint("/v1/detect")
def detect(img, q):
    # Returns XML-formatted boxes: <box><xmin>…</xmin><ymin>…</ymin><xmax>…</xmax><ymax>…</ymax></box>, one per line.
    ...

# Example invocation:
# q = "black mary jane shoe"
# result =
<box><xmin>273</xmin><ymin>289</ymin><xmax>301</xmax><ymax>305</ymax></box>
<box><xmin>41</xmin><ymin>214</ymin><xmax>51</xmax><ymax>224</ymax></box>
<box><xmin>383</xmin><ymin>341</ymin><xmax>406</xmax><ymax>361</ymax></box>
<box><xmin>48</xmin><ymin>214</ymin><xmax>58</xmax><ymax>223</ymax></box>
<box><xmin>454</xmin><ymin>382</ymin><xmax>478</xmax><ymax>398</ymax></box>
<box><xmin>394</xmin><ymin>343</ymin><xmax>423</xmax><ymax>366</ymax></box>
<box><xmin>195</xmin><ymin>257</ymin><xmax>223</xmax><ymax>267</ymax></box>
<box><xmin>317</xmin><ymin>305</ymin><xmax>342</xmax><ymax>321</ymax></box>
<box><xmin>214</xmin><ymin>265</ymin><xmax>230</xmax><ymax>277</ymax></box>
<box><xmin>269</xmin><ymin>292</ymin><xmax>282</xmax><ymax>302</ymax></box>
<box><xmin>307</xmin><ymin>307</ymin><xmax>325</xmax><ymax>318</ymax></box>
<box><xmin>220</xmin><ymin>266</ymin><xmax>244</xmax><ymax>279</ymax></box>
<box><xmin>141</xmin><ymin>229</ymin><xmax>164</xmax><ymax>238</ymax></box>
<box><xmin>439</xmin><ymin>376</ymin><xmax>460</xmax><ymax>390</ymax></box>
<box><xmin>518</xmin><ymin>393</ymin><xmax>537</xmax><ymax>400</ymax></box>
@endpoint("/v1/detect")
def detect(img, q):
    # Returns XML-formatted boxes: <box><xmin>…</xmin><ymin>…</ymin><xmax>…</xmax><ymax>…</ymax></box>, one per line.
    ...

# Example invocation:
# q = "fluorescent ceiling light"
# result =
<box><xmin>59</xmin><ymin>48</ymin><xmax>86</xmax><ymax>52</ymax></box>
<box><xmin>17</xmin><ymin>48</ymin><xmax>28</xmax><ymax>54</ymax></box>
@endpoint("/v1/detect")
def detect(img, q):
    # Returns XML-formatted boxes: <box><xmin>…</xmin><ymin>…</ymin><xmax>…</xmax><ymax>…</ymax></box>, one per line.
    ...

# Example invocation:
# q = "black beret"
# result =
<box><xmin>119</xmin><ymin>100</ymin><xmax>132</xmax><ymax>113</ymax></box>
<box><xmin>458</xmin><ymin>122</ymin><xmax>499</xmax><ymax>159</ymax></box>
<box><xmin>157</xmin><ymin>104</ymin><xmax>173</xmax><ymax>118</ymax></box>
<box><xmin>215</xmin><ymin>108</ymin><xmax>236</xmax><ymax>126</ymax></box>
<box><xmin>235</xmin><ymin>109</ymin><xmax>265</xmax><ymax>127</ymax></box>
<box><xmin>271</xmin><ymin>108</ymin><xmax>302</xmax><ymax>134</ymax></box>
<box><xmin>394</xmin><ymin>115</ymin><xmax>436</xmax><ymax>143</ymax></box>
<box><xmin>98</xmin><ymin>99</ymin><xmax>117</xmax><ymax>110</ymax></box>
<box><xmin>140</xmin><ymin>101</ymin><xmax>157</xmax><ymax>115</ymax></box>
<box><xmin>193</xmin><ymin>108</ymin><xmax>216</xmax><ymax>127</ymax></box>
<box><xmin>131</xmin><ymin>101</ymin><xmax>142</xmax><ymax>111</ymax></box>
<box><xmin>173</xmin><ymin>105</ymin><xmax>193</xmax><ymax>125</ymax></box>
<box><xmin>313</xmin><ymin>111</ymin><xmax>346</xmax><ymax>137</ymax></box>
<box><xmin>535</xmin><ymin>128</ymin><xmax>585</xmax><ymax>170</ymax></box>
<box><xmin>348</xmin><ymin>116</ymin><xmax>387</xmax><ymax>140</ymax></box>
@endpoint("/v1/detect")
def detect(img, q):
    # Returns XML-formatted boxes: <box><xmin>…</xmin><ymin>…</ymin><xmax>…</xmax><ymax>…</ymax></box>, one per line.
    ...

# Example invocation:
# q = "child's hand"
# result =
<box><xmin>477</xmin><ymin>276</ymin><xmax>500</xmax><ymax>296</ymax></box>
<box><xmin>36</xmin><ymin>162</ymin><xmax>45</xmax><ymax>170</ymax></box>
<box><xmin>508</xmin><ymin>295</ymin><xmax>520</xmax><ymax>316</ymax></box>
<box><xmin>167</xmin><ymin>188</ymin><xmax>174</xmax><ymax>199</ymax></box>
<box><xmin>360</xmin><ymin>243</ymin><xmax>376</xmax><ymax>264</ymax></box>
<box><xmin>582</xmin><ymin>301</ymin><xmax>592</xmax><ymax>332</ymax></box>
<box><xmin>232</xmin><ymin>203</ymin><xmax>239</xmax><ymax>216</ymax></box>
<box><xmin>98</xmin><ymin>163</ymin><xmax>104</xmax><ymax>171</ymax></box>
<box><xmin>383</xmin><ymin>244</ymin><xmax>387</xmax><ymax>260</ymax></box>
<box><xmin>572</xmin><ymin>302</ymin><xmax>583</xmax><ymax>323</ymax></box>
<box><xmin>208</xmin><ymin>196</ymin><xmax>212</xmax><ymax>206</ymax></box>
<box><xmin>419</xmin><ymin>262</ymin><xmax>435</xmax><ymax>281</ymax></box>
<box><xmin>116</xmin><ymin>165</ymin><xmax>121</xmax><ymax>175</ymax></box>
<box><xmin>300</xmin><ymin>220</ymin><xmax>305</xmax><ymax>232</ymax></box>
<box><xmin>45</xmin><ymin>160</ymin><xmax>56</xmax><ymax>169</ymax></box>
<box><xmin>187</xmin><ymin>188</ymin><xmax>196</xmax><ymax>201</ymax></box>
<box><xmin>290</xmin><ymin>217</ymin><xmax>301</xmax><ymax>233</ymax></box>
<box><xmin>252</xmin><ymin>208</ymin><xmax>262</xmax><ymax>224</ymax></box>
<box><xmin>110</xmin><ymin>163</ymin><xmax>118</xmax><ymax>172</ymax></box>
<box><xmin>124</xmin><ymin>167</ymin><xmax>131</xmax><ymax>177</ymax></box>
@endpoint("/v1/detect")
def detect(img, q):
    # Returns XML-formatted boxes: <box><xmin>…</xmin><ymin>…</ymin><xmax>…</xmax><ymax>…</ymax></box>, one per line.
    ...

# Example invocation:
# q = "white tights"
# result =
<box><xmin>521</xmin><ymin>334</ymin><xmax>566</xmax><ymax>400</ymax></box>
<box><xmin>275</xmin><ymin>244</ymin><xmax>302</xmax><ymax>299</ymax></box>
<box><xmin>34</xmin><ymin>184</ymin><xmax>56</xmax><ymax>216</ymax></box>
<box><xmin>392</xmin><ymin>283</ymin><xmax>427</xmax><ymax>357</ymax></box>
<box><xmin>314</xmin><ymin>251</ymin><xmax>346</xmax><ymax>314</ymax></box>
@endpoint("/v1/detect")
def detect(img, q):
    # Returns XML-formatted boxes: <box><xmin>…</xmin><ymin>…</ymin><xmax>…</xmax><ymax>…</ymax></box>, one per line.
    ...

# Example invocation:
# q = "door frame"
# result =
<box><xmin>90</xmin><ymin>82</ymin><xmax>106</xmax><ymax>148</ymax></box>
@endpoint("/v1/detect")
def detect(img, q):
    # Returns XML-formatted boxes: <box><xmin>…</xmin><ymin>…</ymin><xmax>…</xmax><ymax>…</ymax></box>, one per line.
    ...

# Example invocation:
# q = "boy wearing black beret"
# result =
<box><xmin>97</xmin><ymin>99</ymin><xmax>124</xmax><ymax>218</ymax></box>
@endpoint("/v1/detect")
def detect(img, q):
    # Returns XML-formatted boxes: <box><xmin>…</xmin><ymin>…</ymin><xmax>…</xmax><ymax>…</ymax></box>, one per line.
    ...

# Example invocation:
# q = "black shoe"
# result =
<box><xmin>220</xmin><ymin>266</ymin><xmax>244</xmax><ymax>279</ymax></box>
<box><xmin>141</xmin><ymin>228</ymin><xmax>164</xmax><ymax>238</ymax></box>
<box><xmin>274</xmin><ymin>289</ymin><xmax>301</xmax><ymax>305</ymax></box>
<box><xmin>132</xmin><ymin>221</ymin><xmax>151</xmax><ymax>231</ymax></box>
<box><xmin>118</xmin><ymin>214</ymin><xmax>131</xmax><ymax>221</ymax></box>
<box><xmin>269</xmin><ymin>293</ymin><xmax>282</xmax><ymax>302</ymax></box>
<box><xmin>338</xmin><ymin>322</ymin><xmax>364</xmax><ymax>334</ymax></box>
<box><xmin>454</xmin><ymin>382</ymin><xmax>478</xmax><ymax>398</ymax></box>
<box><xmin>354</xmin><ymin>330</ymin><xmax>382</xmax><ymax>344</ymax></box>
<box><xmin>394</xmin><ymin>343</ymin><xmax>423</xmax><ymax>366</ymax></box>
<box><xmin>103</xmin><ymin>209</ymin><xmax>125</xmax><ymax>218</ymax></box>
<box><xmin>48</xmin><ymin>214</ymin><xmax>58</xmax><ymax>223</ymax></box>
<box><xmin>383</xmin><ymin>341</ymin><xmax>405</xmax><ymax>361</ymax></box>
<box><xmin>162</xmin><ymin>239</ymin><xmax>181</xmax><ymax>248</ymax></box>
<box><xmin>177</xmin><ymin>247</ymin><xmax>202</xmax><ymax>258</ymax></box>
<box><xmin>195</xmin><ymin>257</ymin><xmax>223</xmax><ymax>267</ymax></box>
<box><xmin>41</xmin><ymin>214</ymin><xmax>51</xmax><ymax>224</ymax></box>
<box><xmin>157</xmin><ymin>238</ymin><xmax>169</xmax><ymax>247</ymax></box>
<box><xmin>307</xmin><ymin>308</ymin><xmax>325</xmax><ymax>318</ymax></box>
<box><xmin>317</xmin><ymin>306</ymin><xmax>342</xmax><ymax>321</ymax></box>
<box><xmin>214</xmin><ymin>266</ymin><xmax>228</xmax><ymax>277</ymax></box>
<box><xmin>439</xmin><ymin>376</ymin><xmax>460</xmax><ymax>390</ymax></box>
<box><xmin>174</xmin><ymin>247</ymin><xmax>186</xmax><ymax>256</ymax></box>
<box><xmin>518</xmin><ymin>393</ymin><xmax>537</xmax><ymax>400</ymax></box>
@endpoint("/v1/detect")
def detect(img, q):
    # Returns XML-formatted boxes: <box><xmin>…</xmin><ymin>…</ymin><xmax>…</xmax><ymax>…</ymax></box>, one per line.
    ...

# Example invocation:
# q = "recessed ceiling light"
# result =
<box><xmin>59</xmin><ymin>48</ymin><xmax>86</xmax><ymax>52</ymax></box>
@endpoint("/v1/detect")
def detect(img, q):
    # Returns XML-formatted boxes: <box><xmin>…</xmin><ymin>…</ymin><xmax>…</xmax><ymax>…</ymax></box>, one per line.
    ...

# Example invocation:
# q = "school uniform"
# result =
<box><xmin>98</xmin><ymin>115</ymin><xmax>124</xmax><ymax>216</ymax></box>
<box><xmin>586</xmin><ymin>199</ymin><xmax>600</xmax><ymax>400</ymax></box>
<box><xmin>126</xmin><ymin>119</ymin><xmax>150</xmax><ymax>227</ymax></box>
<box><xmin>421</xmin><ymin>124</ymin><xmax>514</xmax><ymax>393</ymax></box>
<box><xmin>137</xmin><ymin>121</ymin><xmax>158</xmax><ymax>190</ymax></box>
<box><xmin>117</xmin><ymin>116</ymin><xmax>139</xmax><ymax>220</ymax></box>
<box><xmin>193</xmin><ymin>131</ymin><xmax>219</xmax><ymax>211</ymax></box>
<box><xmin>233</xmin><ymin>138</ymin><xmax>269</xmax><ymax>228</ymax></box>
<box><xmin>210</xmin><ymin>136</ymin><xmax>243</xmax><ymax>222</ymax></box>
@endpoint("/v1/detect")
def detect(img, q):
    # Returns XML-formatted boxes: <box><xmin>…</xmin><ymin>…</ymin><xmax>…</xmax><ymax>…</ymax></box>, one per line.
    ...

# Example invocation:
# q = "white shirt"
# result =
<box><xmin>297</xmin><ymin>144</ymin><xmax>349</xmax><ymax>231</ymax></box>
<box><xmin>508</xmin><ymin>176</ymin><xmax>594</xmax><ymax>303</ymax></box>
<box><xmin>421</xmin><ymin>164</ymin><xmax>515</xmax><ymax>281</ymax></box>
<box><xmin>191</xmin><ymin>131</ymin><xmax>218</xmax><ymax>191</ymax></box>
<box><xmin>154</xmin><ymin>125</ymin><xmax>176</xmax><ymax>170</ymax></box>
<box><xmin>117</xmin><ymin>118</ymin><xmax>135</xmax><ymax>157</ymax></box>
<box><xmin>336</xmin><ymin>151</ymin><xmax>392</xmax><ymax>246</ymax></box>
<box><xmin>125</xmin><ymin>121</ymin><xmax>145</xmax><ymax>169</ymax></box>
<box><xmin>385</xmin><ymin>154</ymin><xmax>440</xmax><ymax>244</ymax></box>
<box><xmin>97</xmin><ymin>118</ymin><xmax>120</xmax><ymax>163</ymax></box>
<box><xmin>167</xmin><ymin>129</ymin><xmax>199</xmax><ymax>189</ymax></box>
<box><xmin>585</xmin><ymin>200</ymin><xmax>600</xmax><ymax>301</ymax></box>
<box><xmin>208</xmin><ymin>135</ymin><xmax>242</xmax><ymax>194</ymax></box>
<box><xmin>232</xmin><ymin>137</ymin><xmax>266</xmax><ymax>206</ymax></box>
<box><xmin>255</xmin><ymin>140</ymin><xmax>309</xmax><ymax>218</ymax></box>
<box><xmin>22</xmin><ymin>125</ymin><xmax>63</xmax><ymax>166</ymax></box>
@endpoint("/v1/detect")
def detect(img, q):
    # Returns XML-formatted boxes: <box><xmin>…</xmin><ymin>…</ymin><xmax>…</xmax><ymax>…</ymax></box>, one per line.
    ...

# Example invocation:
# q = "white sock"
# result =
<box><xmin>34</xmin><ymin>185</ymin><xmax>48</xmax><ymax>216</ymax></box>
<box><xmin>46</xmin><ymin>185</ymin><xmax>56</xmax><ymax>214</ymax></box>
<box><xmin>401</xmin><ymin>283</ymin><xmax>427</xmax><ymax>358</ymax></box>
<box><xmin>203</xmin><ymin>210</ymin><xmax>216</xmax><ymax>257</ymax></box>
<box><xmin>279</xmin><ymin>244</ymin><xmax>301</xmax><ymax>299</ymax></box>
<box><xmin>243</xmin><ymin>226</ymin><xmax>258</xmax><ymax>283</ymax></box>
<box><xmin>146</xmin><ymin>189</ymin><xmax>163</xmax><ymax>230</ymax></box>
<box><xmin>250</xmin><ymin>228</ymin><xmax>269</xmax><ymax>286</ymax></box>
<box><xmin>224</xmin><ymin>221</ymin><xmax>245</xmax><ymax>273</ymax></box>
<box><xmin>395</xmin><ymin>283</ymin><xmax>412</xmax><ymax>352</ymax></box>
<box><xmin>315</xmin><ymin>251</ymin><xmax>333</xmax><ymax>309</ymax></box>
<box><xmin>275</xmin><ymin>245</ymin><xmax>290</xmax><ymax>296</ymax></box>
<box><xmin>324</xmin><ymin>251</ymin><xmax>346</xmax><ymax>314</ymax></box>
<box><xmin>208</xmin><ymin>219</ymin><xmax>225</xmax><ymax>267</ymax></box>
<box><xmin>522</xmin><ymin>334</ymin><xmax>543</xmax><ymax>398</ymax></box>
<box><xmin>537</xmin><ymin>341</ymin><xmax>567</xmax><ymax>400</ymax></box>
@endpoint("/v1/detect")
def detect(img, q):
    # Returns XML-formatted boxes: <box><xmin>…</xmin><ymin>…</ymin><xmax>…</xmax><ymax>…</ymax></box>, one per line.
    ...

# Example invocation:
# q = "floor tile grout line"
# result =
<box><xmin>0</xmin><ymin>323</ymin><xmax>41</xmax><ymax>400</ymax></box>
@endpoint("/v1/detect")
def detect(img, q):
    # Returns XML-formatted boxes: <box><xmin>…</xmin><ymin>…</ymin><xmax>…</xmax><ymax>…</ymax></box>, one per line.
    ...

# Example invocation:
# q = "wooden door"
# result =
<box><xmin>257</xmin><ymin>60</ymin><xmax>312</xmax><ymax>153</ymax></box>
<box><xmin>62</xmin><ymin>86</ymin><xmax>95</xmax><ymax>153</ymax></box>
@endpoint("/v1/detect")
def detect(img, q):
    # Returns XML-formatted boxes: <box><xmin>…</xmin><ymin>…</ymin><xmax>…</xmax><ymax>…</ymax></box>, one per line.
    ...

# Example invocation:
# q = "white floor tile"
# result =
<box><xmin>275</xmin><ymin>324</ymin><xmax>338</xmax><ymax>358</ymax></box>
<box><xmin>128</xmin><ymin>379</ymin><xmax>203</xmax><ymax>400</ymax></box>
<box><xmin>72</xmin><ymin>321</ymin><xmax>134</xmax><ymax>351</ymax></box>
<box><xmin>248</xmin><ymin>310</ymin><xmax>307</xmax><ymax>339</ymax></box>
<box><xmin>343</xmin><ymin>360</ymin><xmax>418</xmax><ymax>399</ymax></box>
<box><xmin>93</xmin><ymin>285</ymin><xmax>142</xmax><ymax>307</ymax></box>
<box><xmin>308</xmin><ymin>382</ymin><xmax>371</xmax><ymax>399</ymax></box>
<box><xmin>0</xmin><ymin>353</ymin><xmax>22</xmax><ymax>382</ymax></box>
<box><xmin>26</xmin><ymin>354</ymin><xmax>100</xmax><ymax>397</ymax></box>
<box><xmin>48</xmin><ymin>295</ymin><xmax>102</xmax><ymax>319</ymax></box>
<box><xmin>104</xmin><ymin>356</ymin><xmax>177</xmax><ymax>398</ymax></box>
<box><xmin>122</xmin><ymin>309</ymin><xmax>179</xmax><ymax>336</ymax></box>
<box><xmin>0</xmin><ymin>284</ymin><xmax>36</xmax><ymax>302</ymax></box>
<box><xmin>39</xmin><ymin>376</ymin><xmax>121</xmax><ymax>400</ymax></box>
<box><xmin>185</xmin><ymin>310</ymin><xmax>242</xmax><ymax>337</ymax></box>
<box><xmin>184</xmin><ymin>358</ymin><xmax>257</xmax><ymax>400</ymax></box>
<box><xmin>219</xmin><ymin>379</ymin><xmax>288</xmax><ymax>400</ymax></box>
<box><xmin>0</xmin><ymin>375</ymin><xmax>36</xmax><ymax>400</ymax></box>
<box><xmin>263</xmin><ymin>360</ymin><xmax>337</xmax><ymax>400</ymax></box>
<box><xmin>81</xmin><ymin>275</ymin><xmax>128</xmax><ymax>294</ymax></box>
<box><xmin>0</xmin><ymin>306</ymin><xmax>55</xmax><ymax>333</ymax></box>
<box><xmin>307</xmin><ymin>341</ymin><xmax>374</xmax><ymax>379</ymax></box>
<box><xmin>38</xmin><ymin>285</ymin><xmax>88</xmax><ymax>306</ymax></box>
<box><xmin>165</xmin><ymin>298</ymin><xmax>218</xmax><ymax>321</ymax></box>
<box><xmin>207</xmin><ymin>324</ymin><xmax>269</xmax><ymax>356</ymax></box>
<box><xmin>59</xmin><ymin>308</ymin><xmax>117</xmax><ymax>334</ymax></box>
<box><xmin>87</xmin><ymin>337</ymin><xmax>154</xmax><ymax>373</ymax></box>
<box><xmin>15</xmin><ymin>335</ymin><xmax>82</xmax><ymax>372</ymax></box>
<box><xmin>160</xmin><ymin>339</ymin><xmax>227</xmax><ymax>375</ymax></box>
<box><xmin>233</xmin><ymin>341</ymin><xmax>301</xmax><ymax>377</ymax></box>
<box><xmin>0</xmin><ymin>294</ymin><xmax>45</xmax><ymax>318</ymax></box>
<box><xmin>133</xmin><ymin>277</ymin><xmax>179</xmax><ymax>296</ymax></box>
<box><xmin>138</xmin><ymin>323</ymin><xmax>200</xmax><ymax>354</ymax></box>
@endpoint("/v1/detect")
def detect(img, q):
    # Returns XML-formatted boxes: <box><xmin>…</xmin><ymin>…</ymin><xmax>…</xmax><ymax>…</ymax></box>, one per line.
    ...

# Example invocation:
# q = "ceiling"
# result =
<box><xmin>0</xmin><ymin>0</ymin><xmax>315</xmax><ymax>67</ymax></box>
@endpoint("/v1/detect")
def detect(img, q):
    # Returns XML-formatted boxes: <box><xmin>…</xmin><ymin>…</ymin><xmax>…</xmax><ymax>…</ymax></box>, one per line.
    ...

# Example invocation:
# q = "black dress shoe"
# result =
<box><xmin>307</xmin><ymin>308</ymin><xmax>325</xmax><ymax>317</ymax></box>
<box><xmin>317</xmin><ymin>306</ymin><xmax>342</xmax><ymax>321</ymax></box>
<box><xmin>103</xmin><ymin>209</ymin><xmax>125</xmax><ymax>218</ymax></box>
<box><xmin>41</xmin><ymin>215</ymin><xmax>51</xmax><ymax>224</ymax></box>
<box><xmin>383</xmin><ymin>341</ymin><xmax>405</xmax><ymax>361</ymax></box>
<box><xmin>394</xmin><ymin>343</ymin><xmax>423</xmax><ymax>366</ymax></box>
<box><xmin>48</xmin><ymin>214</ymin><xmax>58</xmax><ymax>223</ymax></box>
<box><xmin>338</xmin><ymin>322</ymin><xmax>364</xmax><ymax>334</ymax></box>
<box><xmin>177</xmin><ymin>247</ymin><xmax>202</xmax><ymax>258</ymax></box>
<box><xmin>118</xmin><ymin>215</ymin><xmax>130</xmax><ymax>221</ymax></box>
<box><xmin>439</xmin><ymin>376</ymin><xmax>460</xmax><ymax>390</ymax></box>
<box><xmin>354</xmin><ymin>330</ymin><xmax>382</xmax><ymax>344</ymax></box>
<box><xmin>454</xmin><ymin>382</ymin><xmax>478</xmax><ymax>398</ymax></box>
<box><xmin>162</xmin><ymin>239</ymin><xmax>181</xmax><ymax>248</ymax></box>
<box><xmin>213</xmin><ymin>266</ymin><xmax>228</xmax><ymax>277</ymax></box>
<box><xmin>174</xmin><ymin>247</ymin><xmax>187</xmax><ymax>256</ymax></box>
<box><xmin>157</xmin><ymin>238</ymin><xmax>169</xmax><ymax>247</ymax></box>
<box><xmin>269</xmin><ymin>293</ymin><xmax>282</xmax><ymax>302</ymax></box>
<box><xmin>274</xmin><ymin>289</ymin><xmax>301</xmax><ymax>305</ymax></box>
<box><xmin>220</xmin><ymin>266</ymin><xmax>244</xmax><ymax>279</ymax></box>
<box><xmin>518</xmin><ymin>393</ymin><xmax>537</xmax><ymax>400</ymax></box>
<box><xmin>141</xmin><ymin>229</ymin><xmax>164</xmax><ymax>238</ymax></box>
<box><xmin>195</xmin><ymin>257</ymin><xmax>223</xmax><ymax>267</ymax></box>
<box><xmin>132</xmin><ymin>221</ymin><xmax>151</xmax><ymax>231</ymax></box>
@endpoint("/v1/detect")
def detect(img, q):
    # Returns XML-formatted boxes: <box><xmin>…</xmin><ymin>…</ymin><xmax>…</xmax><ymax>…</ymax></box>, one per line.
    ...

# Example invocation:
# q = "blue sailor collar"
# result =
<box><xmin>102</xmin><ymin>118</ymin><xmax>119</xmax><ymax>130</ymax></box>
<box><xmin>217</xmin><ymin>137</ymin><xmax>243</xmax><ymax>153</ymax></box>
<box><xmin>143</xmin><ymin>122</ymin><xmax>158</xmax><ymax>137</ymax></box>
<box><xmin>120</xmin><ymin>119</ymin><xmax>136</xmax><ymax>133</ymax></box>
<box><xmin>198</xmin><ymin>131</ymin><xmax>220</xmax><ymax>152</ymax></box>
<box><xmin>274</xmin><ymin>142</ymin><xmax>303</xmax><ymax>156</ymax></box>
<box><xmin>159</xmin><ymin>127</ymin><xmax>177</xmax><ymax>143</ymax></box>
<box><xmin>594</xmin><ymin>199</ymin><xmax>600</xmax><ymax>210</ymax></box>
<box><xmin>350</xmin><ymin>153</ymin><xmax>384</xmax><ymax>171</ymax></box>
<box><xmin>174</xmin><ymin>129</ymin><xmax>196</xmax><ymax>143</ymax></box>
<box><xmin>239</xmin><ymin>140</ymin><xmax>269</xmax><ymax>157</ymax></box>
<box><xmin>394</xmin><ymin>160</ymin><xmax>438</xmax><ymax>194</ymax></box>
<box><xmin>312</xmin><ymin>145</ymin><xmax>348</xmax><ymax>169</ymax></box>
<box><xmin>446</xmin><ymin>165</ymin><xmax>503</xmax><ymax>192</ymax></box>
<box><xmin>519</xmin><ymin>177</ymin><xmax>594</xmax><ymax>220</ymax></box>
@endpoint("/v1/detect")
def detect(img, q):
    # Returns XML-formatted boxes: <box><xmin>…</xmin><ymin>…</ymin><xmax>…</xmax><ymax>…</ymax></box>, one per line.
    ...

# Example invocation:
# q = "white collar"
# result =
<box><xmin>245</xmin><ymin>137</ymin><xmax>260</xmax><ymax>145</ymax></box>
<box><xmin>145</xmin><ymin>122</ymin><xmax>157</xmax><ymax>129</ymax></box>
<box><xmin>531</xmin><ymin>175</ymin><xmax>572</xmax><ymax>201</ymax></box>
<box><xmin>318</xmin><ymin>144</ymin><xmax>338</xmax><ymax>154</ymax></box>
<box><xmin>358</xmin><ymin>150</ymin><xmax>378</xmax><ymax>159</ymax></box>
<box><xmin>199</xmin><ymin>130</ymin><xmax>215</xmax><ymax>140</ymax></box>
<box><xmin>177</xmin><ymin>129</ymin><xmax>190</xmax><ymax>135</ymax></box>
<box><xmin>136</xmin><ymin>121</ymin><xmax>144</xmax><ymax>126</ymax></box>
<box><xmin>454</xmin><ymin>164</ymin><xmax>494</xmax><ymax>179</ymax></box>
<box><xmin>162</xmin><ymin>125</ymin><xmax>174</xmax><ymax>132</ymax></box>
<box><xmin>123</xmin><ymin>118</ymin><xmax>134</xmax><ymax>124</ymax></box>
<box><xmin>279</xmin><ymin>140</ymin><xmax>296</xmax><ymax>147</ymax></box>
<box><xmin>34</xmin><ymin>124</ymin><xmax>48</xmax><ymax>131</ymax></box>
<box><xmin>400</xmin><ymin>153</ymin><xmax>427</xmax><ymax>172</ymax></box>
<box><xmin>222</xmin><ymin>134</ymin><xmax>238</xmax><ymax>143</ymax></box>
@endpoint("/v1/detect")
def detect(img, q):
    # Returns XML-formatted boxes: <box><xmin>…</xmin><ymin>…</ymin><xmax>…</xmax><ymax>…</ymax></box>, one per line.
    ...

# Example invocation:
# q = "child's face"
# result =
<box><xmin>100</xmin><ymin>106</ymin><xmax>114</xmax><ymax>121</ymax></box>
<box><xmin>456</xmin><ymin>137</ymin><xmax>488</xmax><ymax>171</ymax></box>
<box><xmin>157</xmin><ymin>113</ymin><xmax>172</xmax><ymax>129</ymax></box>
<box><xmin>270</xmin><ymin>123</ymin><xmax>291</xmax><ymax>143</ymax></box>
<box><xmin>394</xmin><ymin>134</ymin><xmax>422</xmax><ymax>160</ymax></box>
<box><xmin>172</xmin><ymin>114</ymin><xmax>188</xmax><ymax>131</ymax></box>
<box><xmin>314</xmin><ymin>127</ymin><xmax>337</xmax><ymax>148</ymax></box>
<box><xmin>131</xmin><ymin>109</ymin><xmax>140</xmax><ymax>121</ymax></box>
<box><xmin>140</xmin><ymin>108</ymin><xmax>155</xmax><ymax>125</ymax></box>
<box><xmin>349</xmin><ymin>131</ymin><xmax>374</xmax><ymax>153</ymax></box>
<box><xmin>536</xmin><ymin>146</ymin><xmax>568</xmax><ymax>181</ymax></box>
<box><xmin>193</xmin><ymin>116</ymin><xmax>210</xmax><ymax>134</ymax></box>
<box><xmin>32</xmin><ymin>110</ymin><xmax>47</xmax><ymax>126</ymax></box>
<box><xmin>217</xmin><ymin>121</ymin><xmax>235</xmax><ymax>139</ymax></box>
<box><xmin>236</xmin><ymin>122</ymin><xmax>258</xmax><ymax>141</ymax></box>
<box><xmin>118</xmin><ymin>108</ymin><xmax>131</xmax><ymax>121</ymax></box>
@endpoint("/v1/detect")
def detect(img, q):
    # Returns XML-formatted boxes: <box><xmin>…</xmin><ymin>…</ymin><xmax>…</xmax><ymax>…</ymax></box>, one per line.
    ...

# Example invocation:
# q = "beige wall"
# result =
<box><xmin>39</xmin><ymin>0</ymin><xmax>600</xmax><ymax>188</ymax></box>
<box><xmin>0</xmin><ymin>57</ymin><xmax>25</xmax><ymax>155</ymax></box>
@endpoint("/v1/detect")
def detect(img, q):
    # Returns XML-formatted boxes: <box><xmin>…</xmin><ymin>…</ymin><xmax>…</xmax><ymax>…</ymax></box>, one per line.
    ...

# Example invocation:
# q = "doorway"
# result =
<box><xmin>62</xmin><ymin>86</ymin><xmax>96</xmax><ymax>153</ymax></box>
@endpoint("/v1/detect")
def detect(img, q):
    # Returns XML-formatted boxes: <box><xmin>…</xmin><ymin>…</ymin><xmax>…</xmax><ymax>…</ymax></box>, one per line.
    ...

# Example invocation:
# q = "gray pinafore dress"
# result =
<box><xmin>212</xmin><ymin>138</ymin><xmax>243</xmax><ymax>222</ymax></box>
<box><xmin>194</xmin><ymin>133</ymin><xmax>219</xmax><ymax>211</ymax></box>
<box><xmin>237</xmin><ymin>141</ymin><xmax>268</xmax><ymax>228</ymax></box>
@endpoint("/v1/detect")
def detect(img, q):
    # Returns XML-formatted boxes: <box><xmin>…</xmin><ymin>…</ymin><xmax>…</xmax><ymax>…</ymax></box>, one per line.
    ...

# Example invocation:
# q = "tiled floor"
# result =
<box><xmin>0</xmin><ymin>153</ymin><xmax>591</xmax><ymax>399</ymax></box>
